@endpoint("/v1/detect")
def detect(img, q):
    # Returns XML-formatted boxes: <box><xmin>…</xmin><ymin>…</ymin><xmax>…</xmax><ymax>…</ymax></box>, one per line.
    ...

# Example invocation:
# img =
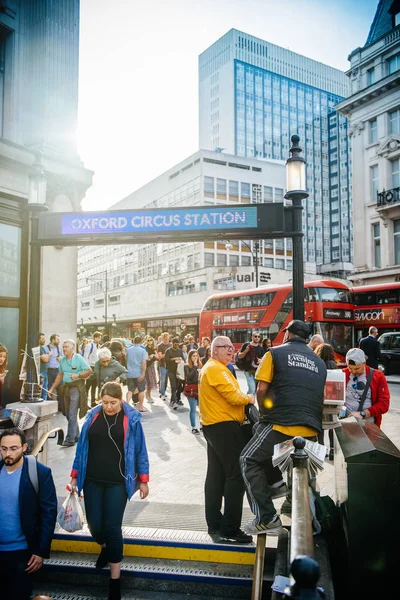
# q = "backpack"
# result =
<box><xmin>234</xmin><ymin>344</ymin><xmax>252</xmax><ymax>371</ymax></box>
<box><xmin>26</xmin><ymin>455</ymin><xmax>39</xmax><ymax>495</ymax></box>
<box><xmin>313</xmin><ymin>490</ymin><xmax>339</xmax><ymax>535</ymax></box>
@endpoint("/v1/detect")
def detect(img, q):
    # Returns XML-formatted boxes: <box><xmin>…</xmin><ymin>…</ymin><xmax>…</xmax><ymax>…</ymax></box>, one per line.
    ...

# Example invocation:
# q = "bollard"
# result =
<box><xmin>283</xmin><ymin>555</ymin><xmax>324</xmax><ymax>599</ymax></box>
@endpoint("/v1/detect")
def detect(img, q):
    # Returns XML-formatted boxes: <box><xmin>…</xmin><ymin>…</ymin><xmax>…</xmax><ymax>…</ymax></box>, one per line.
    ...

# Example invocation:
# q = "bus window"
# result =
<box><xmin>307</xmin><ymin>287</ymin><xmax>318</xmax><ymax>302</ymax></box>
<box><xmin>282</xmin><ymin>291</ymin><xmax>293</xmax><ymax>308</ymax></box>
<box><xmin>316</xmin><ymin>287</ymin><xmax>352</xmax><ymax>304</ymax></box>
<box><xmin>318</xmin><ymin>323</ymin><xmax>353</xmax><ymax>356</ymax></box>
<box><xmin>251</xmin><ymin>292</ymin><xmax>275</xmax><ymax>307</ymax></box>
<box><xmin>227</xmin><ymin>297</ymin><xmax>240</xmax><ymax>309</ymax></box>
<box><xmin>376</xmin><ymin>290</ymin><xmax>399</xmax><ymax>304</ymax></box>
<box><xmin>238</xmin><ymin>295</ymin><xmax>252</xmax><ymax>308</ymax></box>
<box><xmin>203</xmin><ymin>298</ymin><xmax>214</xmax><ymax>311</ymax></box>
<box><xmin>355</xmin><ymin>292</ymin><xmax>376</xmax><ymax>306</ymax></box>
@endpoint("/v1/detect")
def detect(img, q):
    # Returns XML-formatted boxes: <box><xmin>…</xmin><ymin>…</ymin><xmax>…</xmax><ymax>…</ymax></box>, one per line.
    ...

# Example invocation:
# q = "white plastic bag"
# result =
<box><xmin>57</xmin><ymin>492</ymin><xmax>84</xmax><ymax>532</ymax></box>
<box><xmin>176</xmin><ymin>359</ymin><xmax>185</xmax><ymax>381</ymax></box>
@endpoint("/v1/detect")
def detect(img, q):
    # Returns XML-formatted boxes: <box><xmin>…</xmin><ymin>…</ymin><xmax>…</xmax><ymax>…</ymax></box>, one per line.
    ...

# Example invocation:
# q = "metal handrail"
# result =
<box><xmin>251</xmin><ymin>532</ymin><xmax>267</xmax><ymax>600</ymax></box>
<box><xmin>284</xmin><ymin>436</ymin><xmax>323</xmax><ymax>599</ymax></box>
<box><xmin>31</xmin><ymin>427</ymin><xmax>64</xmax><ymax>457</ymax></box>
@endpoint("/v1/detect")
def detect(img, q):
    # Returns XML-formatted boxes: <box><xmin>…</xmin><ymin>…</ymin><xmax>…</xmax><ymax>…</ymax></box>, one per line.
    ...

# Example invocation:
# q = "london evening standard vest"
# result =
<box><xmin>260</xmin><ymin>338</ymin><xmax>327</xmax><ymax>432</ymax></box>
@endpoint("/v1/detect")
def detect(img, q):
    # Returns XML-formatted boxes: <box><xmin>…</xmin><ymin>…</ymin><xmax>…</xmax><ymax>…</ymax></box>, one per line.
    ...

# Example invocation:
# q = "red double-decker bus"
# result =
<box><xmin>353</xmin><ymin>283</ymin><xmax>400</xmax><ymax>341</ymax></box>
<box><xmin>199</xmin><ymin>280</ymin><xmax>354</xmax><ymax>364</ymax></box>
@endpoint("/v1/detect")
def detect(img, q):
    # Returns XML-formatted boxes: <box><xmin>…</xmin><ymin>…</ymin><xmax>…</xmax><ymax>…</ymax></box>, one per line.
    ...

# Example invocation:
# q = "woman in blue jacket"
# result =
<box><xmin>69</xmin><ymin>381</ymin><xmax>149</xmax><ymax>600</ymax></box>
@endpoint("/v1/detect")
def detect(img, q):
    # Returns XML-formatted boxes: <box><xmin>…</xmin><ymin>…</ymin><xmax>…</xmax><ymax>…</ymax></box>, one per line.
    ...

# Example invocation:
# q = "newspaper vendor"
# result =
<box><xmin>239</xmin><ymin>320</ymin><xmax>327</xmax><ymax>535</ymax></box>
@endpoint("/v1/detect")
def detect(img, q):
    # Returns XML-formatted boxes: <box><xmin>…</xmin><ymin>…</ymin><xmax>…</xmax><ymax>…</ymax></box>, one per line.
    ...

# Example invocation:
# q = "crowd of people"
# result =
<box><xmin>0</xmin><ymin>322</ymin><xmax>392</xmax><ymax>600</ymax></box>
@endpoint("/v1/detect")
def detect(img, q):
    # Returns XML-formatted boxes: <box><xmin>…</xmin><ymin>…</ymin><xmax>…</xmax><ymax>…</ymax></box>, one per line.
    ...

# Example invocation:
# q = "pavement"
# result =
<box><xmin>45</xmin><ymin>371</ymin><xmax>400</xmax><ymax>530</ymax></box>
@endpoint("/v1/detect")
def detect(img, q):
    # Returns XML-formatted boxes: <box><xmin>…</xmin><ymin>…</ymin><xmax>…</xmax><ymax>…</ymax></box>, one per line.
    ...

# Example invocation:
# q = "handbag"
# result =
<box><xmin>183</xmin><ymin>383</ymin><xmax>198</xmax><ymax>398</ymax></box>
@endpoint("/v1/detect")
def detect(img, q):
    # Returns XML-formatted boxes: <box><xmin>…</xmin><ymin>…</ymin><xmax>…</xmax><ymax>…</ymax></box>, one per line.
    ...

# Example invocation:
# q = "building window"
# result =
<box><xmin>94</xmin><ymin>298</ymin><xmax>104</xmax><ymax>306</ymax></box>
<box><xmin>388</xmin><ymin>54</ymin><xmax>400</xmax><ymax>75</ymax></box>
<box><xmin>229</xmin><ymin>180</ymin><xmax>239</xmax><ymax>202</ymax></box>
<box><xmin>264</xmin><ymin>186</ymin><xmax>273</xmax><ymax>203</ymax></box>
<box><xmin>369</xmin><ymin>118</ymin><xmax>377</xmax><ymax>143</ymax></box>
<box><xmin>229</xmin><ymin>254</ymin><xmax>239</xmax><ymax>266</ymax></box>
<box><xmin>371</xmin><ymin>165</ymin><xmax>379</xmax><ymax>201</ymax></box>
<box><xmin>389</xmin><ymin>108</ymin><xmax>400</xmax><ymax>134</ymax></box>
<box><xmin>217</xmin><ymin>253</ymin><xmax>227</xmax><ymax>266</ymax></box>
<box><xmin>81</xmin><ymin>301</ymin><xmax>90</xmax><ymax>310</ymax></box>
<box><xmin>204</xmin><ymin>252</ymin><xmax>214</xmax><ymax>267</ymax></box>
<box><xmin>395</xmin><ymin>219</ymin><xmax>400</xmax><ymax>265</ymax></box>
<box><xmin>240</xmin><ymin>182</ymin><xmax>250</xmax><ymax>202</ymax></box>
<box><xmin>252</xmin><ymin>183</ymin><xmax>262</xmax><ymax>203</ymax></box>
<box><xmin>275</xmin><ymin>188</ymin><xmax>284</xmax><ymax>203</ymax></box>
<box><xmin>204</xmin><ymin>176</ymin><xmax>214</xmax><ymax>198</ymax></box>
<box><xmin>373</xmin><ymin>223</ymin><xmax>381</xmax><ymax>268</ymax></box>
<box><xmin>200</xmin><ymin>282</ymin><xmax>207</xmax><ymax>292</ymax></box>
<box><xmin>241</xmin><ymin>255</ymin><xmax>251</xmax><ymax>266</ymax></box>
<box><xmin>367</xmin><ymin>68</ymin><xmax>375</xmax><ymax>85</ymax></box>
<box><xmin>216</xmin><ymin>178</ymin><xmax>226</xmax><ymax>200</ymax></box>
<box><xmin>392</xmin><ymin>159</ymin><xmax>400</xmax><ymax>188</ymax></box>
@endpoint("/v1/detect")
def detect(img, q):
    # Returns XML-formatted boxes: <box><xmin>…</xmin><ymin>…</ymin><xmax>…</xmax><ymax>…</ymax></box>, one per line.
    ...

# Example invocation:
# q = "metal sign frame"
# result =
<box><xmin>35</xmin><ymin>203</ymin><xmax>297</xmax><ymax>246</ymax></box>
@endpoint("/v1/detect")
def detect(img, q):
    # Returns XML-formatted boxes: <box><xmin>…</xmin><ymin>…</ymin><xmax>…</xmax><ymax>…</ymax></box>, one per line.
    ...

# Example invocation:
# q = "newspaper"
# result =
<box><xmin>272</xmin><ymin>438</ymin><xmax>327</xmax><ymax>477</ymax></box>
<box><xmin>322</xmin><ymin>370</ymin><xmax>346</xmax><ymax>430</ymax></box>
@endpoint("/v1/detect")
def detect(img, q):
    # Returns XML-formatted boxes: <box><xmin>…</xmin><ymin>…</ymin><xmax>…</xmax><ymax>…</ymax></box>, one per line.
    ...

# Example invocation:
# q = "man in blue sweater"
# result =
<box><xmin>0</xmin><ymin>427</ymin><xmax>58</xmax><ymax>600</ymax></box>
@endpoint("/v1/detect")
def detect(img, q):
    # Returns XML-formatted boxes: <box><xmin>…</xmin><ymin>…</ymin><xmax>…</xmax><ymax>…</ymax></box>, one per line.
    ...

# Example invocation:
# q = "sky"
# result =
<box><xmin>78</xmin><ymin>0</ymin><xmax>379</xmax><ymax>210</ymax></box>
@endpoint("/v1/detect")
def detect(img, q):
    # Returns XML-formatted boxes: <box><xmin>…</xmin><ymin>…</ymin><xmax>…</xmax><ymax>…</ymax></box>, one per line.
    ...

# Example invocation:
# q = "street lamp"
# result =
<box><xmin>226</xmin><ymin>240</ymin><xmax>260</xmax><ymax>288</ymax></box>
<box><xmin>86</xmin><ymin>270</ymin><xmax>108</xmax><ymax>336</ymax></box>
<box><xmin>284</xmin><ymin>135</ymin><xmax>308</xmax><ymax>321</ymax></box>
<box><xmin>24</xmin><ymin>152</ymin><xmax>49</xmax><ymax>402</ymax></box>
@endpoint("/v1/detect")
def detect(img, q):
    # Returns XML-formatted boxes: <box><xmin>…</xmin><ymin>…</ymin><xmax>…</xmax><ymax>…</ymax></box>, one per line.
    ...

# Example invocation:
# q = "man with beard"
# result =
<box><xmin>0</xmin><ymin>428</ymin><xmax>57</xmax><ymax>600</ymax></box>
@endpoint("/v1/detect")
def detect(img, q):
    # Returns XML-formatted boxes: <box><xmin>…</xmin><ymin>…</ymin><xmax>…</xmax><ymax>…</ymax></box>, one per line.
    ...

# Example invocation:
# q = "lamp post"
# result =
<box><xmin>24</xmin><ymin>152</ymin><xmax>49</xmax><ymax>402</ymax></box>
<box><xmin>86</xmin><ymin>270</ymin><xmax>108</xmax><ymax>336</ymax></box>
<box><xmin>226</xmin><ymin>240</ymin><xmax>260</xmax><ymax>288</ymax></box>
<box><xmin>284</xmin><ymin>135</ymin><xmax>308</xmax><ymax>321</ymax></box>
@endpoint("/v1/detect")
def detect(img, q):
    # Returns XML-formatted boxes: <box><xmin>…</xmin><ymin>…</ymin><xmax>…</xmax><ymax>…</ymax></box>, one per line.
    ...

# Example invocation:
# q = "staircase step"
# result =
<box><xmin>32</xmin><ymin>582</ymin><xmax>232</xmax><ymax>600</ymax></box>
<box><xmin>52</xmin><ymin>525</ymin><xmax>279</xmax><ymax>566</ymax></box>
<box><xmin>35</xmin><ymin>551</ymin><xmax>275</xmax><ymax>598</ymax></box>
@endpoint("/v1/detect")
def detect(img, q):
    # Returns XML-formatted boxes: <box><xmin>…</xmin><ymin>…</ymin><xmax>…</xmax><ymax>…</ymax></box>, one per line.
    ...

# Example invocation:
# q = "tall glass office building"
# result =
<box><xmin>199</xmin><ymin>29</ymin><xmax>352</xmax><ymax>275</ymax></box>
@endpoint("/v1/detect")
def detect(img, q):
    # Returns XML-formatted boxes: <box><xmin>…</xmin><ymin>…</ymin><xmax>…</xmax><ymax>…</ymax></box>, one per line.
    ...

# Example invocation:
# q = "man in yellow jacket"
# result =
<box><xmin>199</xmin><ymin>336</ymin><xmax>255</xmax><ymax>544</ymax></box>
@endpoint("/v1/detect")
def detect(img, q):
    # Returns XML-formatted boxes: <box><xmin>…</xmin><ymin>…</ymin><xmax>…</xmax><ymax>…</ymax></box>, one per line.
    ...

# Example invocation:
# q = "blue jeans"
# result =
<box><xmin>40</xmin><ymin>372</ymin><xmax>48</xmax><ymax>400</ymax></box>
<box><xmin>186</xmin><ymin>396</ymin><xmax>198</xmax><ymax>428</ymax></box>
<box><xmin>64</xmin><ymin>385</ymin><xmax>80</xmax><ymax>442</ymax></box>
<box><xmin>83</xmin><ymin>479</ymin><xmax>127</xmax><ymax>563</ymax></box>
<box><xmin>244</xmin><ymin>371</ymin><xmax>257</xmax><ymax>395</ymax></box>
<box><xmin>159</xmin><ymin>366</ymin><xmax>168</xmax><ymax>396</ymax></box>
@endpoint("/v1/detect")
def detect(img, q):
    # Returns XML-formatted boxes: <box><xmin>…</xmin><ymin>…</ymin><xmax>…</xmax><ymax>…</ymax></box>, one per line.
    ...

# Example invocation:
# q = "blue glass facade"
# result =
<box><xmin>234</xmin><ymin>60</ymin><xmax>352</xmax><ymax>266</ymax></box>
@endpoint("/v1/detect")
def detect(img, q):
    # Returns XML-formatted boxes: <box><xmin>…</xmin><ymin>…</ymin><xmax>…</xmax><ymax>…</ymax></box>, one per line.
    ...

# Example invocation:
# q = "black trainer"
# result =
<box><xmin>219</xmin><ymin>529</ymin><xmax>253</xmax><ymax>544</ymax></box>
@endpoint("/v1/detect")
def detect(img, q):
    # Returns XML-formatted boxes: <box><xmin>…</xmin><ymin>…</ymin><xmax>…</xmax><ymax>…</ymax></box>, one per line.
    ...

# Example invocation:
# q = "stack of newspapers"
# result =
<box><xmin>322</xmin><ymin>370</ymin><xmax>346</xmax><ymax>430</ymax></box>
<box><xmin>272</xmin><ymin>439</ymin><xmax>326</xmax><ymax>476</ymax></box>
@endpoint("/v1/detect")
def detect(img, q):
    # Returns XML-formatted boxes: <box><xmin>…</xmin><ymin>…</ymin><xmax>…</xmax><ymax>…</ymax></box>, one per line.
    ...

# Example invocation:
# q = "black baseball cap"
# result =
<box><xmin>283</xmin><ymin>320</ymin><xmax>311</xmax><ymax>338</ymax></box>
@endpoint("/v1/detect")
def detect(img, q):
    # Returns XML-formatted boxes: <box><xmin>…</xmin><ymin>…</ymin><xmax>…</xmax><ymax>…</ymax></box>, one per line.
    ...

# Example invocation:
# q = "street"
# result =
<box><xmin>45</xmin><ymin>373</ymin><xmax>400</xmax><ymax>529</ymax></box>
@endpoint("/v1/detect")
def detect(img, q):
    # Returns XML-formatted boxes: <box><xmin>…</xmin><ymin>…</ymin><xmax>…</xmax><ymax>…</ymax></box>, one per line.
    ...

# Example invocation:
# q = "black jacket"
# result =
<box><xmin>0</xmin><ymin>457</ymin><xmax>57</xmax><ymax>557</ymax></box>
<box><xmin>259</xmin><ymin>337</ymin><xmax>327</xmax><ymax>432</ymax></box>
<box><xmin>359</xmin><ymin>335</ymin><xmax>381</xmax><ymax>369</ymax></box>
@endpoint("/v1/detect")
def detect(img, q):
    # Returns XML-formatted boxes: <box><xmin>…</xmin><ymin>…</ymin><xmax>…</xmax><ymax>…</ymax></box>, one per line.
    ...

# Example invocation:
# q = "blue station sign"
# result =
<box><xmin>37</xmin><ymin>203</ymin><xmax>286</xmax><ymax>246</ymax></box>
<box><xmin>61</xmin><ymin>206</ymin><xmax>258</xmax><ymax>235</ymax></box>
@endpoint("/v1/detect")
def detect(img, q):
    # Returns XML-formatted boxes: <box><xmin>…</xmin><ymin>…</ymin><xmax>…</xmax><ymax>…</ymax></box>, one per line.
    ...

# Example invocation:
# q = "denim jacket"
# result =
<box><xmin>71</xmin><ymin>402</ymin><xmax>149</xmax><ymax>499</ymax></box>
